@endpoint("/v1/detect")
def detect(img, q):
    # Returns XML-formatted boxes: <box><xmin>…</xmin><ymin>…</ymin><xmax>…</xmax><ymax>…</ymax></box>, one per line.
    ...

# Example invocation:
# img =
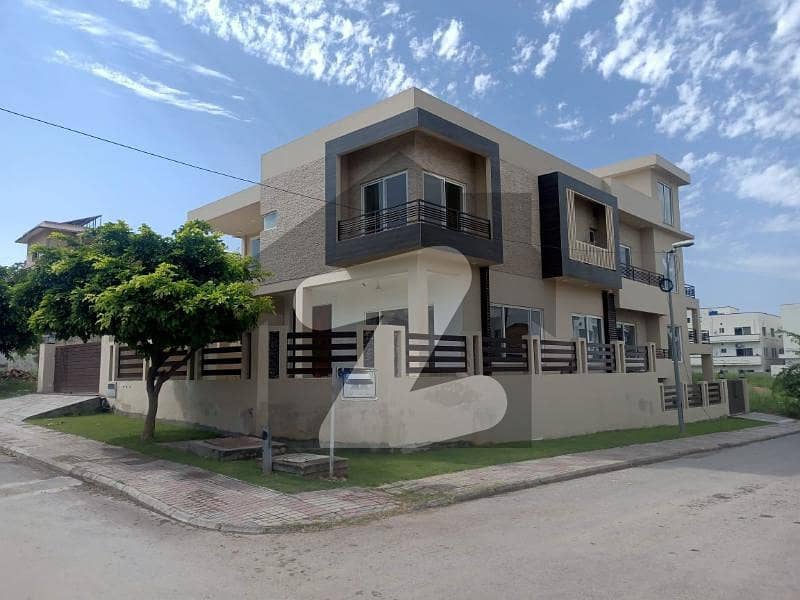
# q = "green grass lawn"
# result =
<box><xmin>28</xmin><ymin>412</ymin><xmax>765</xmax><ymax>493</ymax></box>
<box><xmin>0</xmin><ymin>377</ymin><xmax>36</xmax><ymax>399</ymax></box>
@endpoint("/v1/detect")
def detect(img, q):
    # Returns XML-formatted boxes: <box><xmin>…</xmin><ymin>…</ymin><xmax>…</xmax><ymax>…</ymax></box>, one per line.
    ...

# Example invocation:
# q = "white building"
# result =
<box><xmin>772</xmin><ymin>303</ymin><xmax>800</xmax><ymax>376</ymax></box>
<box><xmin>691</xmin><ymin>306</ymin><xmax>782</xmax><ymax>376</ymax></box>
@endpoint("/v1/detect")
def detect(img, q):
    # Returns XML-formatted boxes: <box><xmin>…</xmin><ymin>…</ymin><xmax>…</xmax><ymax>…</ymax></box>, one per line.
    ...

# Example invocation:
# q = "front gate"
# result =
<box><xmin>727</xmin><ymin>379</ymin><xmax>747</xmax><ymax>414</ymax></box>
<box><xmin>54</xmin><ymin>342</ymin><xmax>101</xmax><ymax>394</ymax></box>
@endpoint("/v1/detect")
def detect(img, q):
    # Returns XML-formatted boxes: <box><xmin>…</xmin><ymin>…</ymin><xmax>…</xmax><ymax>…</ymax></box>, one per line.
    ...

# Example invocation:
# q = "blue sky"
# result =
<box><xmin>1</xmin><ymin>0</ymin><xmax>799</xmax><ymax>314</ymax></box>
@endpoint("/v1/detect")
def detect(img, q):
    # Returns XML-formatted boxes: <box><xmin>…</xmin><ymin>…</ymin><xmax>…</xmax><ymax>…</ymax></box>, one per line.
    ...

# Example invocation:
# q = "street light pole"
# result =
<box><xmin>664</xmin><ymin>239</ymin><xmax>694</xmax><ymax>435</ymax></box>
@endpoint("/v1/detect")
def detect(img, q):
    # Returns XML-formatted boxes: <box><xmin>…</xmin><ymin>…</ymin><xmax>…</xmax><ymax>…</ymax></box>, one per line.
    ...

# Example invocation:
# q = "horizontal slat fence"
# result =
<box><xmin>286</xmin><ymin>331</ymin><xmax>357</xmax><ymax>377</ymax></box>
<box><xmin>687</xmin><ymin>383</ymin><xmax>703</xmax><ymax>407</ymax></box>
<box><xmin>587</xmin><ymin>343</ymin><xmax>616</xmax><ymax>373</ymax></box>
<box><xmin>116</xmin><ymin>345</ymin><xmax>143</xmax><ymax>380</ymax></box>
<box><xmin>625</xmin><ymin>346</ymin><xmax>649</xmax><ymax>373</ymax></box>
<box><xmin>663</xmin><ymin>385</ymin><xmax>678</xmax><ymax>410</ymax></box>
<box><xmin>157</xmin><ymin>349</ymin><xmax>189</xmax><ymax>380</ymax></box>
<box><xmin>482</xmin><ymin>337</ymin><xmax>529</xmax><ymax>374</ymax></box>
<box><xmin>708</xmin><ymin>382</ymin><xmax>722</xmax><ymax>405</ymax></box>
<box><xmin>407</xmin><ymin>333</ymin><xmax>468</xmax><ymax>374</ymax></box>
<box><xmin>201</xmin><ymin>342</ymin><xmax>243</xmax><ymax>378</ymax></box>
<box><xmin>655</xmin><ymin>347</ymin><xmax>672</xmax><ymax>360</ymax></box>
<box><xmin>540</xmin><ymin>340</ymin><xmax>578</xmax><ymax>374</ymax></box>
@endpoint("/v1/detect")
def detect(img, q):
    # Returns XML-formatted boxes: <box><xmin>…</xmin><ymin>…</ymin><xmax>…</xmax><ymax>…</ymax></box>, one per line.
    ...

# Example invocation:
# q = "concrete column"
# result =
<box><xmin>473</xmin><ymin>334</ymin><xmax>484</xmax><ymax>376</ymax></box>
<box><xmin>98</xmin><ymin>336</ymin><xmax>113</xmax><ymax>396</ymax></box>
<box><xmin>700</xmin><ymin>381</ymin><xmax>709</xmax><ymax>407</ymax></box>
<box><xmin>465</xmin><ymin>334</ymin><xmax>477</xmax><ymax>375</ymax></box>
<box><xmin>407</xmin><ymin>257</ymin><xmax>430</xmax><ymax>335</ymax></box>
<box><xmin>701</xmin><ymin>354</ymin><xmax>715</xmax><ymax>382</ymax></box>
<box><xmin>37</xmin><ymin>343</ymin><xmax>55</xmax><ymax>393</ymax></box>
<box><xmin>576</xmin><ymin>338</ymin><xmax>588</xmax><ymax>373</ymax></box>
<box><xmin>294</xmin><ymin>285</ymin><xmax>313</xmax><ymax>332</ymax></box>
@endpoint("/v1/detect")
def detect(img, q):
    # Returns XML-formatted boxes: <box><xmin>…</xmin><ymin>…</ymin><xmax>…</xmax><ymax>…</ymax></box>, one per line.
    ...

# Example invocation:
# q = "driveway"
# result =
<box><xmin>2</xmin><ymin>435</ymin><xmax>799</xmax><ymax>599</ymax></box>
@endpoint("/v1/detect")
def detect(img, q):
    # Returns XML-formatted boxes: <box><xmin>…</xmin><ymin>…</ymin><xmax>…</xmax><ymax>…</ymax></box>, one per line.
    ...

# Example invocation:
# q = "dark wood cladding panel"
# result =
<box><xmin>54</xmin><ymin>342</ymin><xmax>101</xmax><ymax>394</ymax></box>
<box><xmin>537</xmin><ymin>172</ymin><xmax>563</xmax><ymax>279</ymax></box>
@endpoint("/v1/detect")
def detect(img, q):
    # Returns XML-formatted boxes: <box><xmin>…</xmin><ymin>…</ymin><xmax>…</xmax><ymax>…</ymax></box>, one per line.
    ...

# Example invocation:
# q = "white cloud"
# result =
<box><xmin>578</xmin><ymin>30</ymin><xmax>599</xmax><ymax>68</ymax></box>
<box><xmin>771</xmin><ymin>0</ymin><xmax>800</xmax><ymax>40</ymax></box>
<box><xmin>609</xmin><ymin>87</ymin><xmax>651</xmax><ymax>123</ymax></box>
<box><xmin>28</xmin><ymin>0</ymin><xmax>233</xmax><ymax>82</ymax></box>
<box><xmin>760</xmin><ymin>213</ymin><xmax>800</xmax><ymax>232</ymax></box>
<box><xmin>654</xmin><ymin>82</ymin><xmax>713</xmax><ymax>140</ymax></box>
<box><xmin>726</xmin><ymin>157</ymin><xmax>800</xmax><ymax>208</ymax></box>
<box><xmin>51</xmin><ymin>50</ymin><xmax>238</xmax><ymax>119</ymax></box>
<box><xmin>677</xmin><ymin>151</ymin><xmax>722</xmax><ymax>172</ymax></box>
<box><xmin>472</xmin><ymin>73</ymin><xmax>497</xmax><ymax>97</ymax></box>
<box><xmin>381</xmin><ymin>2</ymin><xmax>400</xmax><ymax>17</ymax></box>
<box><xmin>116</xmin><ymin>0</ymin><xmax>151</xmax><ymax>7</ymax></box>
<box><xmin>410</xmin><ymin>19</ymin><xmax>477</xmax><ymax>64</ymax></box>
<box><xmin>542</xmin><ymin>0</ymin><xmax>594</xmax><ymax>25</ymax></box>
<box><xmin>534</xmin><ymin>33</ymin><xmax>560</xmax><ymax>78</ymax></box>
<box><xmin>511</xmin><ymin>36</ymin><xmax>536</xmax><ymax>74</ymax></box>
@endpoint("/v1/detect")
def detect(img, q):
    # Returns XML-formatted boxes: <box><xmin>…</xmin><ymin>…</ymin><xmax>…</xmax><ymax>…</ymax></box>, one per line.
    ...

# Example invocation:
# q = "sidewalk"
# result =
<box><xmin>2</xmin><ymin>394</ymin><xmax>799</xmax><ymax>533</ymax></box>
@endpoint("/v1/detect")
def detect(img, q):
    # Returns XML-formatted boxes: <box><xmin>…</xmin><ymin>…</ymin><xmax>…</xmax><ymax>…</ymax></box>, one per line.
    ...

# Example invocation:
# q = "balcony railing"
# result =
<box><xmin>337</xmin><ymin>200</ymin><xmax>491</xmax><ymax>241</ymax></box>
<box><xmin>688</xmin><ymin>329</ymin><xmax>710</xmax><ymax>344</ymax></box>
<box><xmin>684</xmin><ymin>284</ymin><xmax>696</xmax><ymax>298</ymax></box>
<box><xmin>619</xmin><ymin>263</ymin><xmax>664</xmax><ymax>287</ymax></box>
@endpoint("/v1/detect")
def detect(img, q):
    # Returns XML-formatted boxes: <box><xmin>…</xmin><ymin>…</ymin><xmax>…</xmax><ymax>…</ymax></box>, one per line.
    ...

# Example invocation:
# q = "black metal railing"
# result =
<box><xmin>483</xmin><ymin>337</ymin><xmax>529</xmax><ymax>374</ymax></box>
<box><xmin>337</xmin><ymin>199</ymin><xmax>491</xmax><ymax>241</ymax></box>
<box><xmin>688</xmin><ymin>330</ymin><xmax>710</xmax><ymax>344</ymax></box>
<box><xmin>286</xmin><ymin>331</ymin><xmax>357</xmax><ymax>377</ymax></box>
<box><xmin>619</xmin><ymin>263</ymin><xmax>664</xmax><ymax>287</ymax></box>
<box><xmin>684</xmin><ymin>284</ymin><xmax>696</xmax><ymax>298</ymax></box>
<box><xmin>663</xmin><ymin>385</ymin><xmax>678</xmax><ymax>410</ymax></box>
<box><xmin>407</xmin><ymin>333</ymin><xmax>468</xmax><ymax>374</ymax></box>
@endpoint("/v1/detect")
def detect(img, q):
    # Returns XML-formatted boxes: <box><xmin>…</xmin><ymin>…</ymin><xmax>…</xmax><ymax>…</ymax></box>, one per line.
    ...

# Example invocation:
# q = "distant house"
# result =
<box><xmin>772</xmin><ymin>303</ymin><xmax>800</xmax><ymax>376</ymax></box>
<box><xmin>16</xmin><ymin>215</ymin><xmax>101</xmax><ymax>266</ymax></box>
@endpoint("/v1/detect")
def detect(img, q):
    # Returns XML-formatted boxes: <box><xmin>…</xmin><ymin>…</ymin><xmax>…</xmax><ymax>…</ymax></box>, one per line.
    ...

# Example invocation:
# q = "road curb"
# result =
<box><xmin>2</xmin><ymin>423</ymin><xmax>799</xmax><ymax>534</ymax></box>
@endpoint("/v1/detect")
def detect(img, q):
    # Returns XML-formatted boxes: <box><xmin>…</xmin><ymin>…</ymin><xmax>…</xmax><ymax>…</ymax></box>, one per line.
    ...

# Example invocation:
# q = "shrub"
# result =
<box><xmin>773</xmin><ymin>365</ymin><xmax>800</xmax><ymax>418</ymax></box>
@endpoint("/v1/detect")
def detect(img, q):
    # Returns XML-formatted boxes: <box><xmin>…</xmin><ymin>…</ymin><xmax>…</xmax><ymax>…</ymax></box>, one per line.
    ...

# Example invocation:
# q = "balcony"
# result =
<box><xmin>684</xmin><ymin>284</ymin><xmax>696</xmax><ymax>298</ymax></box>
<box><xmin>688</xmin><ymin>329</ymin><xmax>710</xmax><ymax>344</ymax></box>
<box><xmin>620</xmin><ymin>263</ymin><xmax>663</xmax><ymax>287</ymax></box>
<box><xmin>338</xmin><ymin>200</ymin><xmax>490</xmax><ymax>242</ymax></box>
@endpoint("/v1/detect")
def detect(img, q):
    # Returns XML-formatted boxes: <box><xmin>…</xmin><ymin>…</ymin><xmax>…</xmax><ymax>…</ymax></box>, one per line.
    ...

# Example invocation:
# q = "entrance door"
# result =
<box><xmin>312</xmin><ymin>304</ymin><xmax>332</xmax><ymax>377</ymax></box>
<box><xmin>728</xmin><ymin>379</ymin><xmax>747</xmax><ymax>414</ymax></box>
<box><xmin>54</xmin><ymin>342</ymin><xmax>101</xmax><ymax>394</ymax></box>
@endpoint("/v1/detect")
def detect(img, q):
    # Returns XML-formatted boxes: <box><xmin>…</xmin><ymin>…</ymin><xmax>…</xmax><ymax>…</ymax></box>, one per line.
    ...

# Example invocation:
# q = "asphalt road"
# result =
<box><xmin>2</xmin><ymin>435</ymin><xmax>799</xmax><ymax>600</ymax></box>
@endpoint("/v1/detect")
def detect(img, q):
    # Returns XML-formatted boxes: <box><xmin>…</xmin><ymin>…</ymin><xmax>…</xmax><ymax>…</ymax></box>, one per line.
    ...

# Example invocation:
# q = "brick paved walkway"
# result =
<box><xmin>2</xmin><ymin>394</ymin><xmax>799</xmax><ymax>533</ymax></box>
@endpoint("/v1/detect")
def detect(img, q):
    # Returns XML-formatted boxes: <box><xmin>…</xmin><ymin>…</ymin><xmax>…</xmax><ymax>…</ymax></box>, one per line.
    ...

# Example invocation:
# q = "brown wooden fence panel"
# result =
<box><xmin>688</xmin><ymin>383</ymin><xmax>703</xmax><ymax>407</ymax></box>
<box><xmin>54</xmin><ymin>342</ymin><xmax>101</xmax><ymax>394</ymax></box>
<box><xmin>587</xmin><ymin>343</ymin><xmax>616</xmax><ymax>373</ymax></box>
<box><xmin>540</xmin><ymin>340</ymin><xmax>577</xmax><ymax>374</ymax></box>
<box><xmin>157</xmin><ymin>349</ymin><xmax>189</xmax><ymax>380</ymax></box>
<box><xmin>201</xmin><ymin>342</ymin><xmax>243</xmax><ymax>378</ymax></box>
<box><xmin>482</xmin><ymin>337</ymin><xmax>528</xmax><ymax>374</ymax></box>
<box><xmin>625</xmin><ymin>346</ymin><xmax>649</xmax><ymax>373</ymax></box>
<box><xmin>663</xmin><ymin>385</ymin><xmax>678</xmax><ymax>410</ymax></box>
<box><xmin>116</xmin><ymin>345</ymin><xmax>143</xmax><ymax>381</ymax></box>
<box><xmin>286</xmin><ymin>331</ymin><xmax>357</xmax><ymax>377</ymax></box>
<box><xmin>407</xmin><ymin>333</ymin><xmax>468</xmax><ymax>374</ymax></box>
<box><xmin>708</xmin><ymin>382</ymin><xmax>722</xmax><ymax>405</ymax></box>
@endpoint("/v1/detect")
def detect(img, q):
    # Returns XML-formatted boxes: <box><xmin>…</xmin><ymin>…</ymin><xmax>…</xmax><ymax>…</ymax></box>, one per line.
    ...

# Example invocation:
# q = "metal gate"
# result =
<box><xmin>54</xmin><ymin>342</ymin><xmax>101</xmax><ymax>394</ymax></box>
<box><xmin>727</xmin><ymin>379</ymin><xmax>747</xmax><ymax>414</ymax></box>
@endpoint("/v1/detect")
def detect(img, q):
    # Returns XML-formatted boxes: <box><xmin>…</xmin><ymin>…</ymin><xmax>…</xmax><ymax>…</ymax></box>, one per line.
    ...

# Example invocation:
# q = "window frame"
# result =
<box><xmin>263</xmin><ymin>210</ymin><xmax>278</xmax><ymax>231</ymax></box>
<box><xmin>490</xmin><ymin>303</ymin><xmax>543</xmax><ymax>340</ymax></box>
<box><xmin>360</xmin><ymin>170</ymin><xmax>409</xmax><ymax>214</ymax></box>
<box><xmin>618</xmin><ymin>321</ymin><xmax>637</xmax><ymax>348</ymax></box>
<box><xmin>422</xmin><ymin>171</ymin><xmax>466</xmax><ymax>212</ymax></box>
<box><xmin>658</xmin><ymin>180</ymin><xmax>674</xmax><ymax>225</ymax></box>
<box><xmin>571</xmin><ymin>313</ymin><xmax>605</xmax><ymax>345</ymax></box>
<box><xmin>619</xmin><ymin>244</ymin><xmax>632</xmax><ymax>267</ymax></box>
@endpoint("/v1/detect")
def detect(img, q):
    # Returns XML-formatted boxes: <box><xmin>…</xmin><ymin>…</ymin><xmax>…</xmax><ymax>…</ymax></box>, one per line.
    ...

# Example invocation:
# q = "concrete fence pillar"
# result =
<box><xmin>613</xmin><ymin>341</ymin><xmax>626</xmax><ymax>373</ymax></box>
<box><xmin>576</xmin><ymin>338</ymin><xmax>588</xmax><ymax>373</ymax></box>
<box><xmin>658</xmin><ymin>383</ymin><xmax>666</xmax><ymax>411</ymax></box>
<box><xmin>37</xmin><ymin>343</ymin><xmax>55</xmax><ymax>393</ymax></box>
<box><xmin>700</xmin><ymin>381</ymin><xmax>709</xmax><ymax>407</ymax></box>
<box><xmin>524</xmin><ymin>335</ymin><xmax>541</xmax><ymax>375</ymax></box>
<box><xmin>647</xmin><ymin>343</ymin><xmax>657</xmax><ymax>372</ymax></box>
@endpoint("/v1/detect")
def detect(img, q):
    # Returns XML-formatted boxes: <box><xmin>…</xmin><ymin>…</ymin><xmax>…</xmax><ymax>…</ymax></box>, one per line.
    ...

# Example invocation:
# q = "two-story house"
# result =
<box><xmin>105</xmin><ymin>88</ymin><xmax>724</xmax><ymax>447</ymax></box>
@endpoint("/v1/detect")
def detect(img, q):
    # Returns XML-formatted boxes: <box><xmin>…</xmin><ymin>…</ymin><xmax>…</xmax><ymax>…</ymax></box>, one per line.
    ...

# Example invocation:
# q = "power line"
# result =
<box><xmin>0</xmin><ymin>105</ymin><xmax>686</xmax><ymax>257</ymax></box>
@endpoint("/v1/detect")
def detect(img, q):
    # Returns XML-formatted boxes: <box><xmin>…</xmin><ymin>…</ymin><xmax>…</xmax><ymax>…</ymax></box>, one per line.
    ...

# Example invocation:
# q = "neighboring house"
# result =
<box><xmin>772</xmin><ymin>303</ymin><xmax>800</xmax><ymax>376</ymax></box>
<box><xmin>690</xmin><ymin>306</ymin><xmax>783</xmax><ymax>376</ymax></box>
<box><xmin>102</xmin><ymin>88</ymin><xmax>727</xmax><ymax>447</ymax></box>
<box><xmin>15</xmin><ymin>215</ymin><xmax>101</xmax><ymax>266</ymax></box>
<box><xmin>18</xmin><ymin>216</ymin><xmax>103</xmax><ymax>393</ymax></box>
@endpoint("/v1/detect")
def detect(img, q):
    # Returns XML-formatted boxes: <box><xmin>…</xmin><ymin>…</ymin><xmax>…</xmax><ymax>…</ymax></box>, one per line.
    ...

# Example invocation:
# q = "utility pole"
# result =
<box><xmin>664</xmin><ymin>240</ymin><xmax>694</xmax><ymax>434</ymax></box>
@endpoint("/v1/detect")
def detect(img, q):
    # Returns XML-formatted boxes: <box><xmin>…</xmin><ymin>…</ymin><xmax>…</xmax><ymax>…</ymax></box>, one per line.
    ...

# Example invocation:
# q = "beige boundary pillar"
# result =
<box><xmin>37</xmin><ymin>343</ymin><xmax>55</xmax><ymax>393</ymax></box>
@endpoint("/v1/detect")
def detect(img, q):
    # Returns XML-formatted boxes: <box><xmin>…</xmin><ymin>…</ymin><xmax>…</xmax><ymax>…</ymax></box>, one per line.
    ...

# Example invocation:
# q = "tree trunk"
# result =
<box><xmin>142</xmin><ymin>365</ymin><xmax>160</xmax><ymax>441</ymax></box>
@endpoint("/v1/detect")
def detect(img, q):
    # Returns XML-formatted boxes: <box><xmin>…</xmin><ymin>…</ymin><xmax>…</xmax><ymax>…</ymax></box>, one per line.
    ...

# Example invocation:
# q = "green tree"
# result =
<box><xmin>24</xmin><ymin>221</ymin><xmax>272</xmax><ymax>440</ymax></box>
<box><xmin>773</xmin><ymin>364</ymin><xmax>800</xmax><ymax>418</ymax></box>
<box><xmin>0</xmin><ymin>264</ymin><xmax>37</xmax><ymax>359</ymax></box>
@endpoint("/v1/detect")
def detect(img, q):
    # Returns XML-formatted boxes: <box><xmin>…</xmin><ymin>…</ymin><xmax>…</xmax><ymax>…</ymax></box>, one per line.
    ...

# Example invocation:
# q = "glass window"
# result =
<box><xmin>424</xmin><ymin>173</ymin><xmax>443</xmax><ymax>205</ymax></box>
<box><xmin>736</xmin><ymin>347</ymin><xmax>754</xmax><ymax>357</ymax></box>
<box><xmin>619</xmin><ymin>323</ymin><xmax>637</xmax><ymax>347</ymax></box>
<box><xmin>658</xmin><ymin>181</ymin><xmax>673</xmax><ymax>225</ymax></box>
<box><xmin>423</xmin><ymin>172</ymin><xmax>465</xmax><ymax>227</ymax></box>
<box><xmin>734</xmin><ymin>327</ymin><xmax>751</xmax><ymax>335</ymax></box>
<box><xmin>249</xmin><ymin>237</ymin><xmax>260</xmax><ymax>259</ymax></box>
<box><xmin>384</xmin><ymin>173</ymin><xmax>407</xmax><ymax>208</ymax></box>
<box><xmin>491</xmin><ymin>304</ymin><xmax>543</xmax><ymax>340</ymax></box>
<box><xmin>619</xmin><ymin>245</ymin><xmax>632</xmax><ymax>267</ymax></box>
<box><xmin>263</xmin><ymin>210</ymin><xmax>278</xmax><ymax>230</ymax></box>
<box><xmin>572</xmin><ymin>314</ymin><xmax>604</xmax><ymax>344</ymax></box>
<box><xmin>363</xmin><ymin>181</ymin><xmax>382</xmax><ymax>213</ymax></box>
